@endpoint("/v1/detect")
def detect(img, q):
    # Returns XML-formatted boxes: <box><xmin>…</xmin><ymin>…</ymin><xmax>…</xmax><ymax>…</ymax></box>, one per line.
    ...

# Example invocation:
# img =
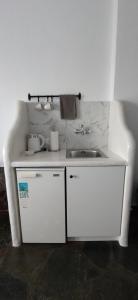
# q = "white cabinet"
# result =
<box><xmin>16</xmin><ymin>168</ymin><xmax>65</xmax><ymax>243</ymax></box>
<box><xmin>67</xmin><ymin>166</ymin><xmax>125</xmax><ymax>238</ymax></box>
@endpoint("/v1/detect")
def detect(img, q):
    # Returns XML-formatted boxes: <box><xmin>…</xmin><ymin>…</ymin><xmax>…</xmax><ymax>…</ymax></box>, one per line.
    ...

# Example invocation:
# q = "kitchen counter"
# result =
<box><xmin>11</xmin><ymin>149</ymin><xmax>127</xmax><ymax>167</ymax></box>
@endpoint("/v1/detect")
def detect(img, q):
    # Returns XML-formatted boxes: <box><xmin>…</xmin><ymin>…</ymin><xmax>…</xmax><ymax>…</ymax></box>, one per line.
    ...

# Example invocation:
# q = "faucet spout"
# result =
<box><xmin>74</xmin><ymin>124</ymin><xmax>91</xmax><ymax>135</ymax></box>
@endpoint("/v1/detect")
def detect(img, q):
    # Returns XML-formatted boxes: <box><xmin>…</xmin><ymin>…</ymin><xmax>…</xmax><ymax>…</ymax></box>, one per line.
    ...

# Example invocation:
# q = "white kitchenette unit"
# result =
<box><xmin>3</xmin><ymin>100</ymin><xmax>135</xmax><ymax>247</ymax></box>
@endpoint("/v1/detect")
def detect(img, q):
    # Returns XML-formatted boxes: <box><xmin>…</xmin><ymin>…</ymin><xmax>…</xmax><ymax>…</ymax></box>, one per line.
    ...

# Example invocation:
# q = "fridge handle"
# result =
<box><xmin>18</xmin><ymin>172</ymin><xmax>42</xmax><ymax>179</ymax></box>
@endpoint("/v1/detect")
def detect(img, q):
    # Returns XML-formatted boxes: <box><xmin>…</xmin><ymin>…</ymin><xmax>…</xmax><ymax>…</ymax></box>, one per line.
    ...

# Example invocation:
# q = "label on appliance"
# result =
<box><xmin>19</xmin><ymin>182</ymin><xmax>29</xmax><ymax>199</ymax></box>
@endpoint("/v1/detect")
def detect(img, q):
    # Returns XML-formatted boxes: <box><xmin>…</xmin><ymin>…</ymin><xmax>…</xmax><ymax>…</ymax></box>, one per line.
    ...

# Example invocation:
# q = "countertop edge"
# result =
<box><xmin>10</xmin><ymin>149</ymin><xmax>127</xmax><ymax>168</ymax></box>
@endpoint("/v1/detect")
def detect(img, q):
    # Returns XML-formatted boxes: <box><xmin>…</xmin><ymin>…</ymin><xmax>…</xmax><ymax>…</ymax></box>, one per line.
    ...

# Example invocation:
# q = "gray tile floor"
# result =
<box><xmin>0</xmin><ymin>210</ymin><xmax>138</xmax><ymax>300</ymax></box>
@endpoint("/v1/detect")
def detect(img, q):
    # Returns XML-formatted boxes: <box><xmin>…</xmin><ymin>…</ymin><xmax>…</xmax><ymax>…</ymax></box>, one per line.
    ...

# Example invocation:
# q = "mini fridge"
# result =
<box><xmin>16</xmin><ymin>168</ymin><xmax>65</xmax><ymax>243</ymax></box>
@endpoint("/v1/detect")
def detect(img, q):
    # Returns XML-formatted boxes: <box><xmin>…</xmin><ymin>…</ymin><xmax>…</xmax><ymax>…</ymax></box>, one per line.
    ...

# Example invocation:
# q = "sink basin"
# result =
<box><xmin>66</xmin><ymin>149</ymin><xmax>106</xmax><ymax>159</ymax></box>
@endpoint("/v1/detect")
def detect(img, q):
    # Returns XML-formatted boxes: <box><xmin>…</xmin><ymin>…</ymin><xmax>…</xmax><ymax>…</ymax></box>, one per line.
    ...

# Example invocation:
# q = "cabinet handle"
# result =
<box><xmin>70</xmin><ymin>175</ymin><xmax>78</xmax><ymax>178</ymax></box>
<box><xmin>19</xmin><ymin>173</ymin><xmax>42</xmax><ymax>178</ymax></box>
<box><xmin>36</xmin><ymin>173</ymin><xmax>42</xmax><ymax>177</ymax></box>
<box><xmin>53</xmin><ymin>174</ymin><xmax>60</xmax><ymax>177</ymax></box>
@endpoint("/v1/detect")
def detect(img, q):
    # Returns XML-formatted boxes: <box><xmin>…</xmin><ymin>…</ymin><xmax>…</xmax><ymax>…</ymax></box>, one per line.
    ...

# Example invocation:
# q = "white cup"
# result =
<box><xmin>44</xmin><ymin>102</ymin><xmax>52</xmax><ymax>111</ymax></box>
<box><xmin>35</xmin><ymin>103</ymin><xmax>42</xmax><ymax>111</ymax></box>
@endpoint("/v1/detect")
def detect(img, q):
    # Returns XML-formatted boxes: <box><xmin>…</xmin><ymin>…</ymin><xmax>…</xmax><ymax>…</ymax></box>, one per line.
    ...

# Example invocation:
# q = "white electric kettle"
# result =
<box><xmin>27</xmin><ymin>134</ymin><xmax>45</xmax><ymax>152</ymax></box>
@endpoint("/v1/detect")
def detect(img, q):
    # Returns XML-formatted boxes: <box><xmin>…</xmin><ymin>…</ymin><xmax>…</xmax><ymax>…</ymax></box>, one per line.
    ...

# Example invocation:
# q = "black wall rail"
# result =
<box><xmin>28</xmin><ymin>93</ymin><xmax>81</xmax><ymax>102</ymax></box>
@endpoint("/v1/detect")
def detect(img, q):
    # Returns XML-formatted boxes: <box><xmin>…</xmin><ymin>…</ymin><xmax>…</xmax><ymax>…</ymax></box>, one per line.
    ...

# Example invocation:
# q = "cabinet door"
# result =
<box><xmin>67</xmin><ymin>166</ymin><xmax>125</xmax><ymax>238</ymax></box>
<box><xmin>17</xmin><ymin>168</ymin><xmax>65</xmax><ymax>243</ymax></box>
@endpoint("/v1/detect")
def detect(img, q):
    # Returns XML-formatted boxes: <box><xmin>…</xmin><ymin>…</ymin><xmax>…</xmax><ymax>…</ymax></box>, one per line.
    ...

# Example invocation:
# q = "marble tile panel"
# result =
<box><xmin>27</xmin><ymin>101</ymin><xmax>110</xmax><ymax>150</ymax></box>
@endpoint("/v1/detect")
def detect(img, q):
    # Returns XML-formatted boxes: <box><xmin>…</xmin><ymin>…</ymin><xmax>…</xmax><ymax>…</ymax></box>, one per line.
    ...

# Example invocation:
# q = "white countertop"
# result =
<box><xmin>11</xmin><ymin>149</ymin><xmax>127</xmax><ymax>167</ymax></box>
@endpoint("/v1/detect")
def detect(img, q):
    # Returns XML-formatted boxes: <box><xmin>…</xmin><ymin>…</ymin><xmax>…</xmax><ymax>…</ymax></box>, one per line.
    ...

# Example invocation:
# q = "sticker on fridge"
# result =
<box><xmin>19</xmin><ymin>182</ymin><xmax>29</xmax><ymax>198</ymax></box>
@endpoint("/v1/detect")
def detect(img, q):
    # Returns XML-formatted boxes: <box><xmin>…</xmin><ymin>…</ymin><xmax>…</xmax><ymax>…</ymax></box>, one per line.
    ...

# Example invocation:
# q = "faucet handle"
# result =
<box><xmin>85</xmin><ymin>127</ymin><xmax>91</xmax><ymax>134</ymax></box>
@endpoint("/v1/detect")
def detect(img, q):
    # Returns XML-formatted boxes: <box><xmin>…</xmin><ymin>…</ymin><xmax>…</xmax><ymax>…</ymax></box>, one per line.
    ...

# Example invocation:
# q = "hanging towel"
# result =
<box><xmin>60</xmin><ymin>95</ymin><xmax>77</xmax><ymax>120</ymax></box>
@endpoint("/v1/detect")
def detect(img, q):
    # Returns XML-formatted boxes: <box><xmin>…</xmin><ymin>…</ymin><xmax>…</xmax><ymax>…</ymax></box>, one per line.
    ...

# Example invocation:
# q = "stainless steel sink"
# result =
<box><xmin>66</xmin><ymin>149</ymin><xmax>106</xmax><ymax>159</ymax></box>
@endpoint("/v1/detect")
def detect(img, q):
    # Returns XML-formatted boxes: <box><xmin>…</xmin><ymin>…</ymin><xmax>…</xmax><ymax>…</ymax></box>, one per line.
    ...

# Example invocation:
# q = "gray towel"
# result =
<box><xmin>60</xmin><ymin>95</ymin><xmax>77</xmax><ymax>120</ymax></box>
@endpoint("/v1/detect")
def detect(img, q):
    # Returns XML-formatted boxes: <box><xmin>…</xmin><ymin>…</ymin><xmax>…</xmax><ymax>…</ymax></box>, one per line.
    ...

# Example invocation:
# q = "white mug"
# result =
<box><xmin>27</xmin><ymin>134</ymin><xmax>45</xmax><ymax>152</ymax></box>
<box><xmin>44</xmin><ymin>97</ymin><xmax>53</xmax><ymax>111</ymax></box>
<box><xmin>35</xmin><ymin>103</ymin><xmax>42</xmax><ymax>111</ymax></box>
<box><xmin>44</xmin><ymin>102</ymin><xmax>52</xmax><ymax>111</ymax></box>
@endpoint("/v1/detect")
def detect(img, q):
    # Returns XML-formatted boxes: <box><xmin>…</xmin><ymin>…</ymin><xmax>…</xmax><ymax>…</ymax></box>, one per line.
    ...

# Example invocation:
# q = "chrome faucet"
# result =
<box><xmin>74</xmin><ymin>124</ymin><xmax>91</xmax><ymax>135</ymax></box>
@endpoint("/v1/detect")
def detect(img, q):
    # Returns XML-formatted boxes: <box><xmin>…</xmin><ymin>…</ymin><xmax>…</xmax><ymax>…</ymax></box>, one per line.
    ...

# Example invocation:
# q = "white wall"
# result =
<box><xmin>0</xmin><ymin>0</ymin><xmax>116</xmax><ymax>164</ymax></box>
<box><xmin>114</xmin><ymin>0</ymin><xmax>138</xmax><ymax>184</ymax></box>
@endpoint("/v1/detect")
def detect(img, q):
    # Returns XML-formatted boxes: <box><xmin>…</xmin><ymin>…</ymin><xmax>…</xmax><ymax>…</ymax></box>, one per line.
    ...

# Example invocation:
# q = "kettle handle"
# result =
<box><xmin>39</xmin><ymin>135</ymin><xmax>45</xmax><ymax>149</ymax></box>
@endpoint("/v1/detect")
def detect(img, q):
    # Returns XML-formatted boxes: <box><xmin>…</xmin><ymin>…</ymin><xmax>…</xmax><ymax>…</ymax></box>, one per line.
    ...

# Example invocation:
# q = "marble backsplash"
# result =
<box><xmin>27</xmin><ymin>101</ymin><xmax>110</xmax><ymax>150</ymax></box>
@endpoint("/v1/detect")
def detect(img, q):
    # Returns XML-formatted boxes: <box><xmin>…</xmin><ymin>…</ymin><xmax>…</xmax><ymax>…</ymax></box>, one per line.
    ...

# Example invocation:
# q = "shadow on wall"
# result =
<box><xmin>121</xmin><ymin>100</ymin><xmax>138</xmax><ymax>205</ymax></box>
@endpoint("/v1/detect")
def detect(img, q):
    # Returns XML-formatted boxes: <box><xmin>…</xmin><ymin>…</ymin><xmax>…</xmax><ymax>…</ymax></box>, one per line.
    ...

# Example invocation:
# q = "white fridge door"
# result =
<box><xmin>16</xmin><ymin>168</ymin><xmax>65</xmax><ymax>243</ymax></box>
